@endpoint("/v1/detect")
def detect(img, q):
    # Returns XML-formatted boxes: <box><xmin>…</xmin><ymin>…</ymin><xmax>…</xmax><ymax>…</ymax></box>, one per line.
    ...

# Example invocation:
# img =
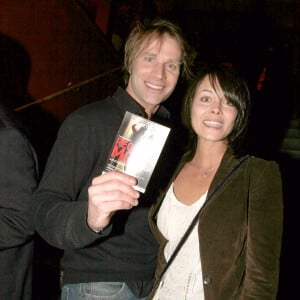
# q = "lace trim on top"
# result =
<box><xmin>153</xmin><ymin>183</ymin><xmax>207</xmax><ymax>300</ymax></box>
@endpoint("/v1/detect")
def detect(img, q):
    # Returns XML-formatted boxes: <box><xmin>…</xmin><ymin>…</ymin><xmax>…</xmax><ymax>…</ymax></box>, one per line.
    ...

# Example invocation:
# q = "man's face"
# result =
<box><xmin>126</xmin><ymin>34</ymin><xmax>182</xmax><ymax>117</ymax></box>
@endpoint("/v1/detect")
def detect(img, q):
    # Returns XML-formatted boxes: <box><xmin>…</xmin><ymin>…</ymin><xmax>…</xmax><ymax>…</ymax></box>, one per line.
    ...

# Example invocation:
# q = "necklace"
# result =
<box><xmin>203</xmin><ymin>166</ymin><xmax>218</xmax><ymax>178</ymax></box>
<box><xmin>188</xmin><ymin>162</ymin><xmax>219</xmax><ymax>179</ymax></box>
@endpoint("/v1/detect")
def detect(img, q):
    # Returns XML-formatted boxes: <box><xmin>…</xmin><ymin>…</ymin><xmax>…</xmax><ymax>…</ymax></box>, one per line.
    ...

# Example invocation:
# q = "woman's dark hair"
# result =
<box><xmin>181</xmin><ymin>64</ymin><xmax>251</xmax><ymax>157</ymax></box>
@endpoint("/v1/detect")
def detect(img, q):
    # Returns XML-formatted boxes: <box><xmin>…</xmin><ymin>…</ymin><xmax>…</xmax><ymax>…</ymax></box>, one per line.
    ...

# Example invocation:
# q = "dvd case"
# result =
<box><xmin>103</xmin><ymin>111</ymin><xmax>171</xmax><ymax>192</ymax></box>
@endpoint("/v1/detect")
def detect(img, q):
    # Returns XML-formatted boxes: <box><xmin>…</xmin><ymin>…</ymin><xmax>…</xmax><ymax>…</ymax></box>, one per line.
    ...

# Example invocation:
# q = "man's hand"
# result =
<box><xmin>87</xmin><ymin>171</ymin><xmax>140</xmax><ymax>232</ymax></box>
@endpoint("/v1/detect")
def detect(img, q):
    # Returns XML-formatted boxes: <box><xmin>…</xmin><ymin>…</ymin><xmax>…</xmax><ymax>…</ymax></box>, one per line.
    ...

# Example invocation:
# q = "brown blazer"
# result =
<box><xmin>149</xmin><ymin>150</ymin><xmax>283</xmax><ymax>300</ymax></box>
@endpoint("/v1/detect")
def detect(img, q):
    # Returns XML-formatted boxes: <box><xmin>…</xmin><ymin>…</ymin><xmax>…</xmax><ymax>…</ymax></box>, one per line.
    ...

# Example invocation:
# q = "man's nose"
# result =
<box><xmin>153</xmin><ymin>62</ymin><xmax>166</xmax><ymax>79</ymax></box>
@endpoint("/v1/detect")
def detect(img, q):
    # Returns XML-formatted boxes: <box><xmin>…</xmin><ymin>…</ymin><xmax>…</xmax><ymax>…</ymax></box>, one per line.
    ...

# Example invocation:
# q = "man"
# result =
<box><xmin>32</xmin><ymin>18</ymin><xmax>195</xmax><ymax>299</ymax></box>
<box><xmin>0</xmin><ymin>102</ymin><xmax>39</xmax><ymax>299</ymax></box>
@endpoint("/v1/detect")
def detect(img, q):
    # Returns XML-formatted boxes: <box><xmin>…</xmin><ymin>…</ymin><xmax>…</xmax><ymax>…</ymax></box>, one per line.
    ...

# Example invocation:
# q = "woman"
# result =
<box><xmin>149</xmin><ymin>65</ymin><xmax>283</xmax><ymax>299</ymax></box>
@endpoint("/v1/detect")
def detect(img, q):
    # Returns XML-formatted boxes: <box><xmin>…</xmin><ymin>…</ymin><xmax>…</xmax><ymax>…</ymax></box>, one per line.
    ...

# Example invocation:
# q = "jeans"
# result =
<box><xmin>61</xmin><ymin>282</ymin><xmax>147</xmax><ymax>300</ymax></box>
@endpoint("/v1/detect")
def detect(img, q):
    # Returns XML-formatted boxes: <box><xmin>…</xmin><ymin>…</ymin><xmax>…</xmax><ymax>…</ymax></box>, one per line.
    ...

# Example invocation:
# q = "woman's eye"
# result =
<box><xmin>200</xmin><ymin>97</ymin><xmax>211</xmax><ymax>103</ymax></box>
<box><xmin>223</xmin><ymin>99</ymin><xmax>234</xmax><ymax>106</ymax></box>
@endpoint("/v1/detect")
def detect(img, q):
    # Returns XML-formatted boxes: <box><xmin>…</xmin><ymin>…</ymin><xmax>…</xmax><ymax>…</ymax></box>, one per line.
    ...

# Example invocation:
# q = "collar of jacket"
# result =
<box><xmin>149</xmin><ymin>147</ymin><xmax>246</xmax><ymax>225</ymax></box>
<box><xmin>113</xmin><ymin>86</ymin><xmax>170</xmax><ymax>122</ymax></box>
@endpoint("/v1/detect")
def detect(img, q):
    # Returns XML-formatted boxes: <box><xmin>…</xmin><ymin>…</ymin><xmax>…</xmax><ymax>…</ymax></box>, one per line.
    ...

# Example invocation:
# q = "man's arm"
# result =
<box><xmin>32</xmin><ymin>113</ymin><xmax>139</xmax><ymax>250</ymax></box>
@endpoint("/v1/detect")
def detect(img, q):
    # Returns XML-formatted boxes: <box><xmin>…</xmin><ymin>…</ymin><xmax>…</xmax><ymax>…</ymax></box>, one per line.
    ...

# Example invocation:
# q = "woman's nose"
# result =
<box><xmin>211</xmin><ymin>100</ymin><xmax>222</xmax><ymax>114</ymax></box>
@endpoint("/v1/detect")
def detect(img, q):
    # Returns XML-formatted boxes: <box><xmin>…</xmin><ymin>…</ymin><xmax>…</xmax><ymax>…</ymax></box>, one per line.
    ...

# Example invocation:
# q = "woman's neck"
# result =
<box><xmin>191</xmin><ymin>141</ymin><xmax>227</xmax><ymax>169</ymax></box>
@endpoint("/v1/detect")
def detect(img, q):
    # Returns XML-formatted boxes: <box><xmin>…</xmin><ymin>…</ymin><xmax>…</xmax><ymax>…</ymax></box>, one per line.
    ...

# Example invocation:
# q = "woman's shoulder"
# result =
<box><xmin>248</xmin><ymin>155</ymin><xmax>279</xmax><ymax>166</ymax></box>
<box><xmin>246</xmin><ymin>155</ymin><xmax>281</xmax><ymax>178</ymax></box>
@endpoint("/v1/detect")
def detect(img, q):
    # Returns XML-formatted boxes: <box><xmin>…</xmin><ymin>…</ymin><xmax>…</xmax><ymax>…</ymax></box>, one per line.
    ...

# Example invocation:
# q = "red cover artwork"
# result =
<box><xmin>103</xmin><ymin>111</ymin><xmax>170</xmax><ymax>192</ymax></box>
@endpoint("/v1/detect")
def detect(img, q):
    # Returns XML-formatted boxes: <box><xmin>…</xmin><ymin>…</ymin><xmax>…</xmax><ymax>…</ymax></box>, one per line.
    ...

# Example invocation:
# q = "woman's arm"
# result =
<box><xmin>243</xmin><ymin>159</ymin><xmax>283</xmax><ymax>299</ymax></box>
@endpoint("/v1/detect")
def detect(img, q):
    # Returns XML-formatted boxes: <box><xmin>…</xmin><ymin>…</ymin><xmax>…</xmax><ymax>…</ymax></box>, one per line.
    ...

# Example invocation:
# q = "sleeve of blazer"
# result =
<box><xmin>242</xmin><ymin>159</ymin><xmax>283</xmax><ymax>299</ymax></box>
<box><xmin>0</xmin><ymin>127</ymin><xmax>38</xmax><ymax>250</ymax></box>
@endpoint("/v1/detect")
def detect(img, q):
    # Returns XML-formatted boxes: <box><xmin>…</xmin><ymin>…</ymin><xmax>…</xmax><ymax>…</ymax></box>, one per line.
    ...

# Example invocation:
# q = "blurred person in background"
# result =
<box><xmin>0</xmin><ymin>99</ymin><xmax>39</xmax><ymax>300</ymax></box>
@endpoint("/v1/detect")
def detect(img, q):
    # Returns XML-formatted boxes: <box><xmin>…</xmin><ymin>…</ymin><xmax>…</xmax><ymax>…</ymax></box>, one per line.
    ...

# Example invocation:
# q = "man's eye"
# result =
<box><xmin>166</xmin><ymin>63</ymin><xmax>177</xmax><ymax>71</ymax></box>
<box><xmin>144</xmin><ymin>57</ymin><xmax>155</xmax><ymax>63</ymax></box>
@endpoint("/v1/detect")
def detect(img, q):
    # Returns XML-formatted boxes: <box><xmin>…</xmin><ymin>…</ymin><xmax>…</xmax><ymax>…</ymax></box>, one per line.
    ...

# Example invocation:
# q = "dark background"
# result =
<box><xmin>1</xmin><ymin>1</ymin><xmax>299</xmax><ymax>299</ymax></box>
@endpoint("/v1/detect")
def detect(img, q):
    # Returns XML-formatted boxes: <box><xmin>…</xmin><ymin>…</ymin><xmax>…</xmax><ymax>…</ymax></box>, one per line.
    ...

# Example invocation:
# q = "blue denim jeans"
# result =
<box><xmin>61</xmin><ymin>282</ymin><xmax>147</xmax><ymax>300</ymax></box>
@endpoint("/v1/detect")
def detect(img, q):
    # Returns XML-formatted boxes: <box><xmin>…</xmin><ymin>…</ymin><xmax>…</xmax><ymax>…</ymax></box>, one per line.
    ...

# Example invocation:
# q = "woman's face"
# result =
<box><xmin>191</xmin><ymin>75</ymin><xmax>238</xmax><ymax>144</ymax></box>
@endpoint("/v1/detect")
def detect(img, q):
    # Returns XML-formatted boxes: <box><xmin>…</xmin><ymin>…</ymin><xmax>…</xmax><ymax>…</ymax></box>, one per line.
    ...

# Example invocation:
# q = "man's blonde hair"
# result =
<box><xmin>123</xmin><ymin>18</ymin><xmax>196</xmax><ymax>85</ymax></box>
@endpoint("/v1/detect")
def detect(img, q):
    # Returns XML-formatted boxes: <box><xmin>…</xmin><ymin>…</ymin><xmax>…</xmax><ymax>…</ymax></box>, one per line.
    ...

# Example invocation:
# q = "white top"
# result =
<box><xmin>153</xmin><ymin>183</ymin><xmax>207</xmax><ymax>300</ymax></box>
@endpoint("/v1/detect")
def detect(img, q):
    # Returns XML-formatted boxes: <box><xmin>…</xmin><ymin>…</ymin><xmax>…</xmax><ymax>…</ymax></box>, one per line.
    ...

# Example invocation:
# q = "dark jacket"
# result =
<box><xmin>32</xmin><ymin>87</ymin><xmax>179</xmax><ymax>297</ymax></box>
<box><xmin>149</xmin><ymin>149</ymin><xmax>283</xmax><ymax>300</ymax></box>
<box><xmin>0</xmin><ymin>112</ymin><xmax>39</xmax><ymax>299</ymax></box>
